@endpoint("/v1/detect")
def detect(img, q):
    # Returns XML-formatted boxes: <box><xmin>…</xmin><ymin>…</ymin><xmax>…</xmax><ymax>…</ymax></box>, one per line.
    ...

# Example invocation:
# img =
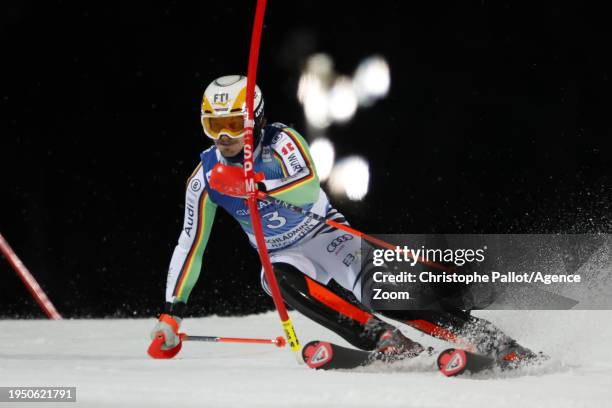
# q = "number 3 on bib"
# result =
<box><xmin>263</xmin><ymin>211</ymin><xmax>286</xmax><ymax>229</ymax></box>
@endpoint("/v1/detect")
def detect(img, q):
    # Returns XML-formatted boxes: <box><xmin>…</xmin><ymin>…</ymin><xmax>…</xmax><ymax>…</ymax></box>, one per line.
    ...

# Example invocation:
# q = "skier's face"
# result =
<box><xmin>215</xmin><ymin>135</ymin><xmax>245</xmax><ymax>158</ymax></box>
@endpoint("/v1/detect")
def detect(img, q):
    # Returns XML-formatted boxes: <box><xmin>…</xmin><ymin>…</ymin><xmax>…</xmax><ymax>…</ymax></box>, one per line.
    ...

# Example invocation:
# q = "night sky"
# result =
<box><xmin>1</xmin><ymin>2</ymin><xmax>610</xmax><ymax>318</ymax></box>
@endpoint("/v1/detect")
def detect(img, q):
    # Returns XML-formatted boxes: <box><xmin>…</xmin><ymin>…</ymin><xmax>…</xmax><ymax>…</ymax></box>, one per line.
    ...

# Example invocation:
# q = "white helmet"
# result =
<box><xmin>201</xmin><ymin>75</ymin><xmax>264</xmax><ymax>140</ymax></box>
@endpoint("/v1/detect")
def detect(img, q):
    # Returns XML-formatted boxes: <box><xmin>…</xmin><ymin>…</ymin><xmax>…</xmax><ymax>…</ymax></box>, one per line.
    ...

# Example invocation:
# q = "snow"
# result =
<box><xmin>1</xmin><ymin>310</ymin><xmax>611</xmax><ymax>408</ymax></box>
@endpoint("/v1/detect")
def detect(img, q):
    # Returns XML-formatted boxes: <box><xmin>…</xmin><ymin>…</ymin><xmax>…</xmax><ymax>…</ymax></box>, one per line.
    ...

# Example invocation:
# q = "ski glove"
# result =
<box><xmin>150</xmin><ymin>314</ymin><xmax>182</xmax><ymax>350</ymax></box>
<box><xmin>208</xmin><ymin>163</ymin><xmax>264</xmax><ymax>198</ymax></box>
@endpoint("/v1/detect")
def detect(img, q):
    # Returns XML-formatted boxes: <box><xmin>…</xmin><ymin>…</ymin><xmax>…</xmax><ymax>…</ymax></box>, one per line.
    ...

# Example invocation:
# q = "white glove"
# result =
<box><xmin>150</xmin><ymin>314</ymin><xmax>182</xmax><ymax>350</ymax></box>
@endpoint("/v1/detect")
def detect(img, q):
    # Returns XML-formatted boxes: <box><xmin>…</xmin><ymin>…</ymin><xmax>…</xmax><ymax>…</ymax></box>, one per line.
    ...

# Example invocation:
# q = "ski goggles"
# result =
<box><xmin>201</xmin><ymin>114</ymin><xmax>245</xmax><ymax>140</ymax></box>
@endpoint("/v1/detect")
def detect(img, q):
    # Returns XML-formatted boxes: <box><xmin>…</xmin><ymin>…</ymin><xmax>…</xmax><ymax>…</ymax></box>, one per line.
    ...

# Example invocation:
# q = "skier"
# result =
<box><xmin>150</xmin><ymin>75</ymin><xmax>539</xmax><ymax>368</ymax></box>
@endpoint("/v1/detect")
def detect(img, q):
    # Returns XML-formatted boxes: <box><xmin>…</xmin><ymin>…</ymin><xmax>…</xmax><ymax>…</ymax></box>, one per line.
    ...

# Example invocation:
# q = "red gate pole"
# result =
<box><xmin>242</xmin><ymin>0</ymin><xmax>301</xmax><ymax>356</ymax></box>
<box><xmin>0</xmin><ymin>233</ymin><xmax>62</xmax><ymax>319</ymax></box>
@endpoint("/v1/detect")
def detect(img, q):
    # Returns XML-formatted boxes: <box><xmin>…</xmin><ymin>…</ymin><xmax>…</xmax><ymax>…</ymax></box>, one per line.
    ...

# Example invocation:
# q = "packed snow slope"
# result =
<box><xmin>1</xmin><ymin>310</ymin><xmax>611</xmax><ymax>408</ymax></box>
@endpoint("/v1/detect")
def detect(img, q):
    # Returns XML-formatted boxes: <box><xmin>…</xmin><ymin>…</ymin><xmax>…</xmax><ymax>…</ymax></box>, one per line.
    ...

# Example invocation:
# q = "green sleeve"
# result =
<box><xmin>263</xmin><ymin>127</ymin><xmax>320</xmax><ymax>206</ymax></box>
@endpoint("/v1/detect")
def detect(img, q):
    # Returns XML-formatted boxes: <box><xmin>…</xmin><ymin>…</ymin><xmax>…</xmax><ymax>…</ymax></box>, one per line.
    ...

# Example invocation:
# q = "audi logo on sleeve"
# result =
<box><xmin>327</xmin><ymin>234</ymin><xmax>354</xmax><ymax>253</ymax></box>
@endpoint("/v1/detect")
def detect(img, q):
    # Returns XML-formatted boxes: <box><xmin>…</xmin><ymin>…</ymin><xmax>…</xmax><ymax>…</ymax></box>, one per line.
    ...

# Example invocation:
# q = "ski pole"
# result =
<box><xmin>256</xmin><ymin>192</ymin><xmax>454</xmax><ymax>273</ymax></box>
<box><xmin>180</xmin><ymin>333</ymin><xmax>286</xmax><ymax>347</ymax></box>
<box><xmin>148</xmin><ymin>332</ymin><xmax>286</xmax><ymax>359</ymax></box>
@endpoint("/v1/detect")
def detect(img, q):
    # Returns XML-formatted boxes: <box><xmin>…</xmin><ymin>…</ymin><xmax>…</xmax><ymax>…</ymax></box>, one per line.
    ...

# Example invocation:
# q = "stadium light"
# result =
<box><xmin>353</xmin><ymin>55</ymin><xmax>390</xmax><ymax>106</ymax></box>
<box><xmin>328</xmin><ymin>156</ymin><xmax>370</xmax><ymax>200</ymax></box>
<box><xmin>328</xmin><ymin>76</ymin><xmax>358</xmax><ymax>123</ymax></box>
<box><xmin>310</xmin><ymin>138</ymin><xmax>335</xmax><ymax>181</ymax></box>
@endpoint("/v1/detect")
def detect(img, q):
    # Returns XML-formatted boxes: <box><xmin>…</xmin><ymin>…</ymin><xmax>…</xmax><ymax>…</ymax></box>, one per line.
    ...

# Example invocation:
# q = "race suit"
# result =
<box><xmin>162</xmin><ymin>122</ymin><xmax>532</xmax><ymax>356</ymax></box>
<box><xmin>165</xmin><ymin>122</ymin><xmax>362</xmax><ymax>306</ymax></box>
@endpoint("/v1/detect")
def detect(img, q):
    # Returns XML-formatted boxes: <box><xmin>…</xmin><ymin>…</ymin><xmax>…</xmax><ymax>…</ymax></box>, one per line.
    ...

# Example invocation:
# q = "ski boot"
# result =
<box><xmin>495</xmin><ymin>339</ymin><xmax>548</xmax><ymax>369</ymax></box>
<box><xmin>375</xmin><ymin>328</ymin><xmax>426</xmax><ymax>361</ymax></box>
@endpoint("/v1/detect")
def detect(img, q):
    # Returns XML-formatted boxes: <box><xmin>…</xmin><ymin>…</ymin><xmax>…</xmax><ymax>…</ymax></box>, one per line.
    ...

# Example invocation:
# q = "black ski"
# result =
<box><xmin>436</xmin><ymin>348</ymin><xmax>496</xmax><ymax>376</ymax></box>
<box><xmin>302</xmin><ymin>340</ymin><xmax>378</xmax><ymax>370</ymax></box>
<box><xmin>302</xmin><ymin>340</ymin><xmax>498</xmax><ymax>376</ymax></box>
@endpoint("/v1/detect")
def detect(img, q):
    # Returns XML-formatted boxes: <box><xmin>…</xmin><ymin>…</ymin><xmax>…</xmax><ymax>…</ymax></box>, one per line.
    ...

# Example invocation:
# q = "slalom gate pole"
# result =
<box><xmin>256</xmin><ymin>192</ymin><xmax>455</xmax><ymax>273</ymax></box>
<box><xmin>243</xmin><ymin>0</ymin><xmax>301</xmax><ymax>356</ymax></box>
<box><xmin>0</xmin><ymin>233</ymin><xmax>62</xmax><ymax>319</ymax></box>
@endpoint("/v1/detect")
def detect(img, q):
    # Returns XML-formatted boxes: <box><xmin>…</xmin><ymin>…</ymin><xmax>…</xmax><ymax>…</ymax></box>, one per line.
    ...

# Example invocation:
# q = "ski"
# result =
<box><xmin>302</xmin><ymin>340</ymin><xmax>437</xmax><ymax>370</ymax></box>
<box><xmin>302</xmin><ymin>341</ymin><xmax>499</xmax><ymax>376</ymax></box>
<box><xmin>436</xmin><ymin>348</ymin><xmax>496</xmax><ymax>376</ymax></box>
<box><xmin>302</xmin><ymin>340</ymin><xmax>378</xmax><ymax>370</ymax></box>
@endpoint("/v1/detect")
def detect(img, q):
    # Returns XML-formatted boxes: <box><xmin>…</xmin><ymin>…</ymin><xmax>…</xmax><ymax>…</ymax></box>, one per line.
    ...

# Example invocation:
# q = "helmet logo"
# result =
<box><xmin>213</xmin><ymin>93</ymin><xmax>229</xmax><ymax>105</ymax></box>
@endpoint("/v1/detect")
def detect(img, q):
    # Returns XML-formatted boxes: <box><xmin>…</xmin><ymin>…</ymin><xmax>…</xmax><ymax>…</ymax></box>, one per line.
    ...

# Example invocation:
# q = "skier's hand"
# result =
<box><xmin>209</xmin><ymin>163</ymin><xmax>264</xmax><ymax>197</ymax></box>
<box><xmin>150</xmin><ymin>314</ymin><xmax>182</xmax><ymax>350</ymax></box>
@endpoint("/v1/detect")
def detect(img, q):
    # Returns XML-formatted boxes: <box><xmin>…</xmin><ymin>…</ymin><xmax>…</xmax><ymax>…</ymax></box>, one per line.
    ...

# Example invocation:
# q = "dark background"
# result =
<box><xmin>1</xmin><ymin>1</ymin><xmax>610</xmax><ymax>318</ymax></box>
